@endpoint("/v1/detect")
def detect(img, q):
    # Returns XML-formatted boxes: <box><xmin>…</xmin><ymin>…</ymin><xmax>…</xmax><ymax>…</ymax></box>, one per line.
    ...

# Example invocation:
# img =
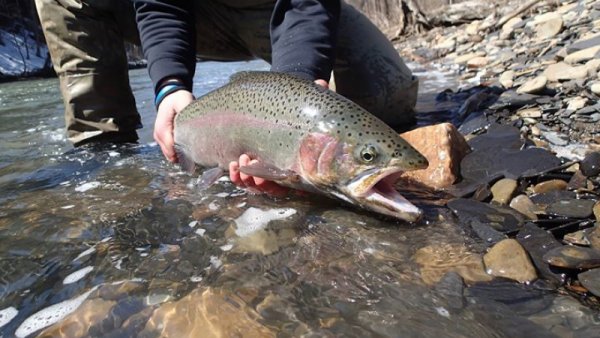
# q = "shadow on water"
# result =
<box><xmin>0</xmin><ymin>61</ymin><xmax>599</xmax><ymax>337</ymax></box>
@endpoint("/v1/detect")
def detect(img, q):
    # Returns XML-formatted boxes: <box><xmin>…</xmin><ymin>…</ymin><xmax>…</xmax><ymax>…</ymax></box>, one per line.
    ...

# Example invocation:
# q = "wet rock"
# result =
<box><xmin>434</xmin><ymin>272</ymin><xmax>466</xmax><ymax>310</ymax></box>
<box><xmin>465</xmin><ymin>280</ymin><xmax>555</xmax><ymax>316</ymax></box>
<box><xmin>530</xmin><ymin>190</ymin><xmax>576</xmax><ymax>207</ymax></box>
<box><xmin>447</xmin><ymin>198</ymin><xmax>525</xmax><ymax>233</ymax></box>
<box><xmin>509</xmin><ymin>194</ymin><xmax>539</xmax><ymax>220</ymax></box>
<box><xmin>499</xmin><ymin>70</ymin><xmax>515</xmax><ymax>88</ymax></box>
<box><xmin>586</xmin><ymin>226</ymin><xmax>600</xmax><ymax>250</ymax></box>
<box><xmin>546</xmin><ymin>199</ymin><xmax>595</xmax><ymax>219</ymax></box>
<box><xmin>413</xmin><ymin>243</ymin><xmax>493</xmax><ymax>285</ymax></box>
<box><xmin>533</xmin><ymin>12</ymin><xmax>563</xmax><ymax>40</ymax></box>
<box><xmin>544</xmin><ymin>62</ymin><xmax>589</xmax><ymax>82</ymax></box>
<box><xmin>400</xmin><ymin>123</ymin><xmax>471</xmax><ymax>189</ymax></box>
<box><xmin>516</xmin><ymin>76</ymin><xmax>547</xmax><ymax>94</ymax></box>
<box><xmin>530</xmin><ymin>179</ymin><xmax>568</xmax><ymax>194</ymax></box>
<box><xmin>516</xmin><ymin>223</ymin><xmax>566</xmax><ymax>285</ymax></box>
<box><xmin>543</xmin><ymin>246</ymin><xmax>600</xmax><ymax>269</ymax></box>
<box><xmin>483</xmin><ymin>239</ymin><xmax>537</xmax><ymax>283</ymax></box>
<box><xmin>564</xmin><ymin>46</ymin><xmax>600</xmax><ymax>65</ymax></box>
<box><xmin>578</xmin><ymin>268</ymin><xmax>600</xmax><ymax>297</ymax></box>
<box><xmin>563</xmin><ymin>230</ymin><xmax>591</xmax><ymax>246</ymax></box>
<box><xmin>490</xmin><ymin>178</ymin><xmax>518</xmax><ymax>205</ymax></box>
<box><xmin>471</xmin><ymin>221</ymin><xmax>507</xmax><ymax>245</ymax></box>
<box><xmin>580</xmin><ymin>152</ymin><xmax>600</xmax><ymax>177</ymax></box>
<box><xmin>467</xmin><ymin>124</ymin><xmax>523</xmax><ymax>151</ymax></box>
<box><xmin>472</xmin><ymin>184</ymin><xmax>492</xmax><ymax>201</ymax></box>
<box><xmin>567</xmin><ymin>170</ymin><xmax>591</xmax><ymax>191</ymax></box>
<box><xmin>37</xmin><ymin>298</ymin><xmax>116</xmax><ymax>338</ymax></box>
<box><xmin>141</xmin><ymin>287</ymin><xmax>275</xmax><ymax>337</ymax></box>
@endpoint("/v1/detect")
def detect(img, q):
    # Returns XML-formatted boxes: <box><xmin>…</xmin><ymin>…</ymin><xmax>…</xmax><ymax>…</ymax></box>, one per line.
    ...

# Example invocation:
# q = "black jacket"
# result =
<box><xmin>134</xmin><ymin>0</ymin><xmax>341</xmax><ymax>94</ymax></box>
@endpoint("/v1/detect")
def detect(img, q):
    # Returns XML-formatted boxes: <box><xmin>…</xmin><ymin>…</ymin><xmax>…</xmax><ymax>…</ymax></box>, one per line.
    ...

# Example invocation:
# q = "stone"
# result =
<box><xmin>566</xmin><ymin>97</ymin><xmax>588</xmax><ymax>112</ymax></box>
<box><xmin>517</xmin><ymin>107</ymin><xmax>542</xmax><ymax>118</ymax></box>
<box><xmin>501</xmin><ymin>17</ymin><xmax>523</xmax><ymax>39</ymax></box>
<box><xmin>578</xmin><ymin>268</ymin><xmax>600</xmax><ymax>297</ymax></box>
<box><xmin>434</xmin><ymin>272</ymin><xmax>466</xmax><ymax>310</ymax></box>
<box><xmin>580</xmin><ymin>152</ymin><xmax>600</xmax><ymax>177</ymax></box>
<box><xmin>37</xmin><ymin>298</ymin><xmax>116</xmax><ymax>338</ymax></box>
<box><xmin>516</xmin><ymin>76</ymin><xmax>547</xmax><ymax>94</ymax></box>
<box><xmin>546</xmin><ymin>199</ymin><xmax>596</xmax><ymax>219</ymax></box>
<box><xmin>567</xmin><ymin>170</ymin><xmax>591</xmax><ymax>191</ymax></box>
<box><xmin>586</xmin><ymin>59</ymin><xmax>600</xmax><ymax>76</ymax></box>
<box><xmin>543</xmin><ymin>246</ymin><xmax>600</xmax><ymax>270</ymax></box>
<box><xmin>594</xmin><ymin>202</ymin><xmax>600</xmax><ymax>223</ymax></box>
<box><xmin>591</xmin><ymin>83</ymin><xmax>600</xmax><ymax>95</ymax></box>
<box><xmin>516</xmin><ymin>223</ymin><xmax>566</xmax><ymax>285</ymax></box>
<box><xmin>533</xmin><ymin>12</ymin><xmax>563</xmax><ymax>40</ymax></box>
<box><xmin>530</xmin><ymin>179</ymin><xmax>568</xmax><ymax>194</ymax></box>
<box><xmin>413</xmin><ymin>243</ymin><xmax>493</xmax><ymax>285</ymax></box>
<box><xmin>471</xmin><ymin>221</ymin><xmax>507</xmax><ymax>245</ymax></box>
<box><xmin>141</xmin><ymin>287</ymin><xmax>275</xmax><ymax>338</ymax></box>
<box><xmin>587</xmin><ymin>226</ymin><xmax>600</xmax><ymax>250</ymax></box>
<box><xmin>509</xmin><ymin>195</ymin><xmax>539</xmax><ymax>220</ymax></box>
<box><xmin>447</xmin><ymin>198</ymin><xmax>525</xmax><ymax>233</ymax></box>
<box><xmin>567</xmin><ymin>35</ymin><xmax>600</xmax><ymax>54</ymax></box>
<box><xmin>544</xmin><ymin>62</ymin><xmax>589</xmax><ymax>82</ymax></box>
<box><xmin>454</xmin><ymin>52</ymin><xmax>484</xmax><ymax>64</ymax></box>
<box><xmin>563</xmin><ymin>230</ymin><xmax>591</xmax><ymax>246</ymax></box>
<box><xmin>399</xmin><ymin>123</ymin><xmax>471</xmax><ymax>189</ymax></box>
<box><xmin>499</xmin><ymin>70</ymin><xmax>515</xmax><ymax>88</ymax></box>
<box><xmin>490</xmin><ymin>178</ymin><xmax>518</xmax><ymax>205</ymax></box>
<box><xmin>467</xmin><ymin>56</ymin><xmax>489</xmax><ymax>68</ymax></box>
<box><xmin>564</xmin><ymin>46</ymin><xmax>600</xmax><ymax>65</ymax></box>
<box><xmin>465</xmin><ymin>20</ymin><xmax>481</xmax><ymax>35</ymax></box>
<box><xmin>483</xmin><ymin>239</ymin><xmax>537</xmax><ymax>283</ymax></box>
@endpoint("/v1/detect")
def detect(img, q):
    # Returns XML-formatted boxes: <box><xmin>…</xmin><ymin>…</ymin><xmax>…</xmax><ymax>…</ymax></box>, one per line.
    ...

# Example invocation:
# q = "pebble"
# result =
<box><xmin>580</xmin><ymin>152</ymin><xmax>600</xmax><ymax>177</ymax></box>
<box><xmin>564</xmin><ymin>46</ymin><xmax>600</xmax><ymax>65</ymax></box>
<box><xmin>587</xmin><ymin>226</ymin><xmax>600</xmax><ymax>250</ymax></box>
<box><xmin>533</xmin><ymin>12</ymin><xmax>563</xmax><ymax>40</ymax></box>
<box><xmin>499</xmin><ymin>70</ymin><xmax>515</xmax><ymax>88</ymax></box>
<box><xmin>543</xmin><ymin>245</ymin><xmax>600</xmax><ymax>270</ymax></box>
<box><xmin>544</xmin><ymin>62</ymin><xmax>589</xmax><ymax>82</ymax></box>
<box><xmin>517</xmin><ymin>75</ymin><xmax>547</xmax><ymax>94</ymax></box>
<box><xmin>530</xmin><ymin>179</ymin><xmax>568</xmax><ymax>194</ymax></box>
<box><xmin>563</xmin><ymin>230</ymin><xmax>591</xmax><ymax>246</ymax></box>
<box><xmin>566</xmin><ymin>97</ymin><xmax>588</xmax><ymax>112</ymax></box>
<box><xmin>483</xmin><ymin>239</ymin><xmax>537</xmax><ymax>283</ymax></box>
<box><xmin>490</xmin><ymin>178</ymin><xmax>518</xmax><ymax>205</ymax></box>
<box><xmin>591</xmin><ymin>83</ymin><xmax>600</xmax><ymax>95</ymax></box>
<box><xmin>578</xmin><ymin>268</ymin><xmax>600</xmax><ymax>297</ymax></box>
<box><xmin>467</xmin><ymin>56</ymin><xmax>489</xmax><ymax>68</ymax></box>
<box><xmin>509</xmin><ymin>195</ymin><xmax>539</xmax><ymax>220</ymax></box>
<box><xmin>517</xmin><ymin>107</ymin><xmax>542</xmax><ymax>118</ymax></box>
<box><xmin>454</xmin><ymin>52</ymin><xmax>483</xmax><ymax>64</ymax></box>
<box><xmin>546</xmin><ymin>199</ymin><xmax>596</xmax><ymax>218</ymax></box>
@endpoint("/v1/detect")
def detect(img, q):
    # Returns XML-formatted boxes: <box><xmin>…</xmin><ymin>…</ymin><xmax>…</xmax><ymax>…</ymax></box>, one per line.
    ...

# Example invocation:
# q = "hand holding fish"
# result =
<box><xmin>155</xmin><ymin>89</ymin><xmax>194</xmax><ymax>163</ymax></box>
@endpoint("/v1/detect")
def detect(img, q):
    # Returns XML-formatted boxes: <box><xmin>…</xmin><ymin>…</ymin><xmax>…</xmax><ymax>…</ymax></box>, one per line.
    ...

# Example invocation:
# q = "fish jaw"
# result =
<box><xmin>342</xmin><ymin>168</ymin><xmax>422</xmax><ymax>222</ymax></box>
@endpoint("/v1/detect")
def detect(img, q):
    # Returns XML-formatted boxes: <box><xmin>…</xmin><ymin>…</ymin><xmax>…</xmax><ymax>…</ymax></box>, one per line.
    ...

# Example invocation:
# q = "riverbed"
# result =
<box><xmin>0</xmin><ymin>60</ymin><xmax>598</xmax><ymax>337</ymax></box>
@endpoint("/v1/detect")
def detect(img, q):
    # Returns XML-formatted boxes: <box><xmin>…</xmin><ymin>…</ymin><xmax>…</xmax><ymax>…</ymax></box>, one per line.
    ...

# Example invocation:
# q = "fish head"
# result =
<box><xmin>298</xmin><ymin>113</ymin><xmax>429</xmax><ymax>222</ymax></box>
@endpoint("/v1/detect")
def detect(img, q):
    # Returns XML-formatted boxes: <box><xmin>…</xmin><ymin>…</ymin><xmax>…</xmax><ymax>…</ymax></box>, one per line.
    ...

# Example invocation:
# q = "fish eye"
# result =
<box><xmin>360</xmin><ymin>146</ymin><xmax>377</xmax><ymax>163</ymax></box>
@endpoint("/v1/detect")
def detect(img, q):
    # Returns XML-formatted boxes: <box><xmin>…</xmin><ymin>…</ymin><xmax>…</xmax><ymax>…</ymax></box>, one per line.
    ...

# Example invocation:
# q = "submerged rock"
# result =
<box><xmin>580</xmin><ymin>152</ymin><xmax>600</xmax><ymax>177</ymax></box>
<box><xmin>483</xmin><ymin>239</ymin><xmax>537</xmax><ymax>283</ymax></box>
<box><xmin>578</xmin><ymin>268</ymin><xmax>600</xmax><ymax>297</ymax></box>
<box><xmin>490</xmin><ymin>178</ymin><xmax>518</xmax><ymax>205</ymax></box>
<box><xmin>543</xmin><ymin>246</ymin><xmax>600</xmax><ymax>270</ymax></box>
<box><xmin>509</xmin><ymin>195</ymin><xmax>540</xmax><ymax>220</ymax></box>
<box><xmin>447</xmin><ymin>198</ymin><xmax>525</xmax><ymax>233</ymax></box>
<box><xmin>546</xmin><ymin>199</ymin><xmax>596</xmax><ymax>219</ymax></box>
<box><xmin>530</xmin><ymin>179</ymin><xmax>569</xmax><ymax>194</ymax></box>
<box><xmin>516</xmin><ymin>223</ymin><xmax>566</xmax><ymax>285</ymax></box>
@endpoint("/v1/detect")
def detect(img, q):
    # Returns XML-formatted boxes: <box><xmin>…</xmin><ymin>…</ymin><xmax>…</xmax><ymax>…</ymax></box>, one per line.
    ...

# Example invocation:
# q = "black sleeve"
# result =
<box><xmin>134</xmin><ymin>0</ymin><xmax>196</xmax><ymax>94</ymax></box>
<box><xmin>270</xmin><ymin>0</ymin><xmax>341</xmax><ymax>81</ymax></box>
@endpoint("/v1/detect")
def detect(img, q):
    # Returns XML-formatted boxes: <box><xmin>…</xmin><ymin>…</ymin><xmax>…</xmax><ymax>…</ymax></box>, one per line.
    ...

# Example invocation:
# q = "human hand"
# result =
<box><xmin>155</xmin><ymin>90</ymin><xmax>194</xmax><ymax>162</ymax></box>
<box><xmin>314</xmin><ymin>79</ymin><xmax>328</xmax><ymax>88</ymax></box>
<box><xmin>229</xmin><ymin>154</ymin><xmax>290</xmax><ymax>196</ymax></box>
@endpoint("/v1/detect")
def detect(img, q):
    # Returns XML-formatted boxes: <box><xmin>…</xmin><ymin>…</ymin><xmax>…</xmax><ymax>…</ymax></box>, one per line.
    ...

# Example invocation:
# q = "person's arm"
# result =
<box><xmin>134</xmin><ymin>0</ymin><xmax>196</xmax><ymax>162</ymax></box>
<box><xmin>270</xmin><ymin>0</ymin><xmax>341</xmax><ymax>82</ymax></box>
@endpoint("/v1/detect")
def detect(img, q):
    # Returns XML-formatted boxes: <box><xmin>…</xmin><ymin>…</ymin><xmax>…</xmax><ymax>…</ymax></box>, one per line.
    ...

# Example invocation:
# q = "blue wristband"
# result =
<box><xmin>155</xmin><ymin>83</ymin><xmax>187</xmax><ymax>108</ymax></box>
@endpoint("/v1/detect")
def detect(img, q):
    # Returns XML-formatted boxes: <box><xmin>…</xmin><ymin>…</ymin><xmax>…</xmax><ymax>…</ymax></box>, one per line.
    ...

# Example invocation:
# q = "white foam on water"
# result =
<box><xmin>73</xmin><ymin>247</ymin><xmax>96</xmax><ymax>262</ymax></box>
<box><xmin>0</xmin><ymin>307</ymin><xmax>18</xmax><ymax>328</ymax></box>
<box><xmin>63</xmin><ymin>266</ymin><xmax>94</xmax><ymax>285</ymax></box>
<box><xmin>15</xmin><ymin>286</ymin><xmax>98</xmax><ymax>337</ymax></box>
<box><xmin>214</xmin><ymin>192</ymin><xmax>229</xmax><ymax>198</ymax></box>
<box><xmin>108</xmin><ymin>151</ymin><xmax>120</xmax><ymax>157</ymax></box>
<box><xmin>190</xmin><ymin>276</ymin><xmax>203</xmax><ymax>282</ymax></box>
<box><xmin>188</xmin><ymin>220</ymin><xmax>198</xmax><ymax>228</ymax></box>
<box><xmin>61</xmin><ymin>205</ymin><xmax>74</xmax><ymax>209</ymax></box>
<box><xmin>220</xmin><ymin>244</ymin><xmax>233</xmax><ymax>251</ymax></box>
<box><xmin>234</xmin><ymin>207</ymin><xmax>297</xmax><ymax>237</ymax></box>
<box><xmin>195</xmin><ymin>228</ymin><xmax>206</xmax><ymax>236</ymax></box>
<box><xmin>209</xmin><ymin>256</ymin><xmax>222</xmax><ymax>269</ymax></box>
<box><xmin>74</xmin><ymin>181</ymin><xmax>101</xmax><ymax>192</ymax></box>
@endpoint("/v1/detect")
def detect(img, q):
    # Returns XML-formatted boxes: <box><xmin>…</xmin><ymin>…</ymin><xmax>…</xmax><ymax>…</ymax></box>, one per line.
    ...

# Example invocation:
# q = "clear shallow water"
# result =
<box><xmin>0</xmin><ymin>61</ymin><xmax>599</xmax><ymax>337</ymax></box>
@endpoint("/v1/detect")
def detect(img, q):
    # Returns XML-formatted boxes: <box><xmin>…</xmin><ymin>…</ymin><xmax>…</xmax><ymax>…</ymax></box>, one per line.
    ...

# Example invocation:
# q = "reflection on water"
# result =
<box><xmin>0</xmin><ymin>60</ymin><xmax>599</xmax><ymax>337</ymax></box>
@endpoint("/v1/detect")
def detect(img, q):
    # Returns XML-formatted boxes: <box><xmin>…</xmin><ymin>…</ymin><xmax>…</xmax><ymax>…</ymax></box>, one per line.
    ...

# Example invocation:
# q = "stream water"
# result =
<box><xmin>0</xmin><ymin>60</ymin><xmax>598</xmax><ymax>337</ymax></box>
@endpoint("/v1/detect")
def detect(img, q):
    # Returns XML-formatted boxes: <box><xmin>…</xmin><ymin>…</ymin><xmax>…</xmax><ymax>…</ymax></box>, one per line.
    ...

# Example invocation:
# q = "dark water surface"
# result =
<box><xmin>0</xmin><ymin>61</ymin><xmax>598</xmax><ymax>337</ymax></box>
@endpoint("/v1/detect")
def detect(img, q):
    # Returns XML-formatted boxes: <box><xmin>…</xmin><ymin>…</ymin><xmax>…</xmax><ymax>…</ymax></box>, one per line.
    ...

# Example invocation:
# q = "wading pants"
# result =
<box><xmin>35</xmin><ymin>0</ymin><xmax>419</xmax><ymax>145</ymax></box>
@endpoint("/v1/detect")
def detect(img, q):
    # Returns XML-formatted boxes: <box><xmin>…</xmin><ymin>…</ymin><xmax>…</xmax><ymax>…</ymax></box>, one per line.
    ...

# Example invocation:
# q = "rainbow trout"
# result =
<box><xmin>174</xmin><ymin>72</ymin><xmax>428</xmax><ymax>222</ymax></box>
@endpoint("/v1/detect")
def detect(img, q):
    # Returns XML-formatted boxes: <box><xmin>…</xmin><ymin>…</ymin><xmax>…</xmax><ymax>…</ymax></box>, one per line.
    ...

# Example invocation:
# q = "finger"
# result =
<box><xmin>229</xmin><ymin>161</ymin><xmax>244</xmax><ymax>187</ymax></box>
<box><xmin>314</xmin><ymin>79</ymin><xmax>329</xmax><ymax>89</ymax></box>
<box><xmin>239</xmin><ymin>156</ymin><xmax>257</xmax><ymax>188</ymax></box>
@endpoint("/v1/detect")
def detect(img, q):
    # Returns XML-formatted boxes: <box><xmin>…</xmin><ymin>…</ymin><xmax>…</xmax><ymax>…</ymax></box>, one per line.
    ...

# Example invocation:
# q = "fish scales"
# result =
<box><xmin>174</xmin><ymin>71</ymin><xmax>428</xmax><ymax>222</ymax></box>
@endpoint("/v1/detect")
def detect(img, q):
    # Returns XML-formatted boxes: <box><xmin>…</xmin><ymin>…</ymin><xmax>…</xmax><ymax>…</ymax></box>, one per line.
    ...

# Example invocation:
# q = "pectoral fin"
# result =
<box><xmin>197</xmin><ymin>167</ymin><xmax>224</xmax><ymax>190</ymax></box>
<box><xmin>239</xmin><ymin>162</ymin><xmax>297</xmax><ymax>182</ymax></box>
<box><xmin>174</xmin><ymin>144</ymin><xmax>196</xmax><ymax>174</ymax></box>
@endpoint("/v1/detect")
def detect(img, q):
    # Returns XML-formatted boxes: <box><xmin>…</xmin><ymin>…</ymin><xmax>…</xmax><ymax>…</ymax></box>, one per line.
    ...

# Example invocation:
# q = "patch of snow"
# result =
<box><xmin>0</xmin><ymin>30</ymin><xmax>48</xmax><ymax>76</ymax></box>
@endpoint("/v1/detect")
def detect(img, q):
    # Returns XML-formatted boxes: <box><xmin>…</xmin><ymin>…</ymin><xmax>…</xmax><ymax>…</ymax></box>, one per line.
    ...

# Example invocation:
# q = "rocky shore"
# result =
<box><xmin>388</xmin><ymin>0</ymin><xmax>600</xmax><ymax>310</ymax></box>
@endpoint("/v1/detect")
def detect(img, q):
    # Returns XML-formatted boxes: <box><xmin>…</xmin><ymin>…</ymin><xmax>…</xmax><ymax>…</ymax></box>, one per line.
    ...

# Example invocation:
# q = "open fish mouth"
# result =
<box><xmin>345</xmin><ymin>168</ymin><xmax>422</xmax><ymax>222</ymax></box>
